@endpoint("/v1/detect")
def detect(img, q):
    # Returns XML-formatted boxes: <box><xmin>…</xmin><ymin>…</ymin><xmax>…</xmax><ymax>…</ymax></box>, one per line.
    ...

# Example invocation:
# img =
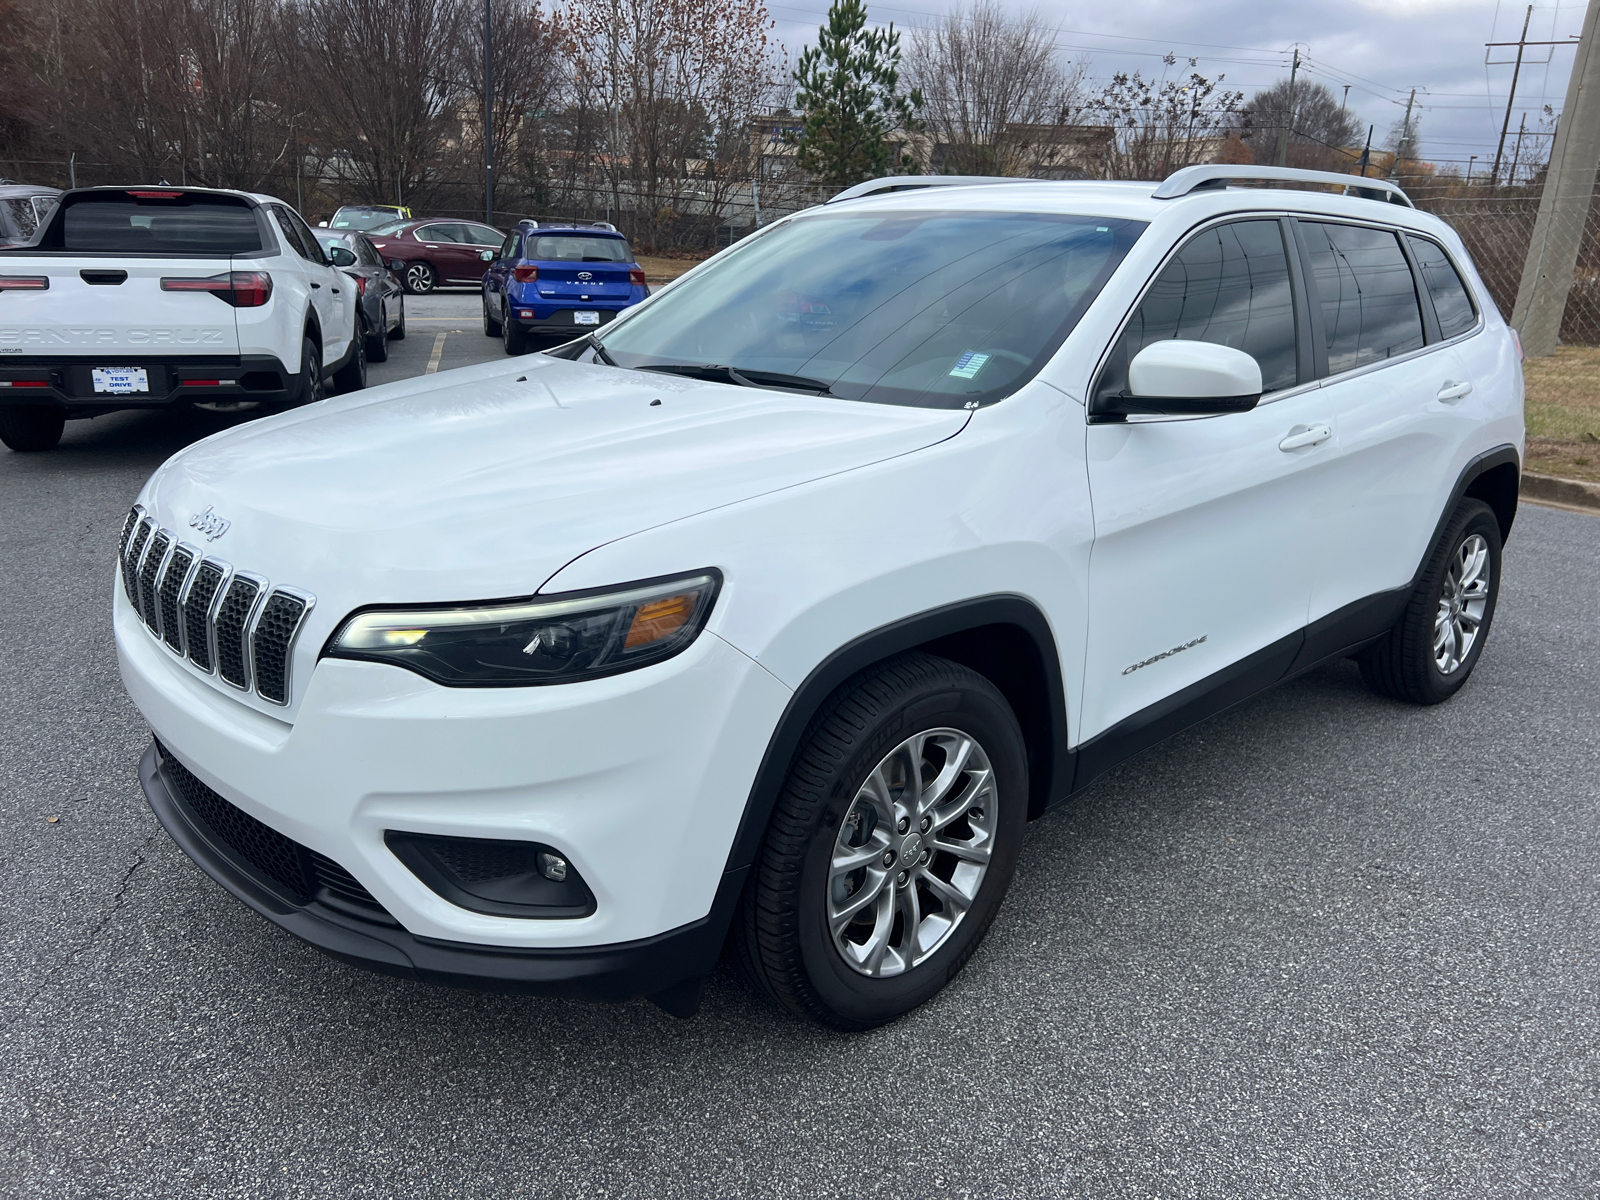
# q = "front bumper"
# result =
<box><xmin>115</xmin><ymin>582</ymin><xmax>791</xmax><ymax>992</ymax></box>
<box><xmin>0</xmin><ymin>353</ymin><xmax>294</xmax><ymax>415</ymax></box>
<box><xmin>140</xmin><ymin>741</ymin><xmax>745</xmax><ymax>1002</ymax></box>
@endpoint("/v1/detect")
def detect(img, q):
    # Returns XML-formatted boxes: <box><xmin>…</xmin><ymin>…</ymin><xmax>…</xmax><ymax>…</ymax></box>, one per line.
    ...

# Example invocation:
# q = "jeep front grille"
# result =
<box><xmin>119</xmin><ymin>505</ymin><xmax>314</xmax><ymax>706</ymax></box>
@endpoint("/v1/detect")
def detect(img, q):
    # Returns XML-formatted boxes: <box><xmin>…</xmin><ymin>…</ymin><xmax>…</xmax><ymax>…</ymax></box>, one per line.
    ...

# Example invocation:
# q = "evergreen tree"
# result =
<box><xmin>792</xmin><ymin>0</ymin><xmax>921</xmax><ymax>188</ymax></box>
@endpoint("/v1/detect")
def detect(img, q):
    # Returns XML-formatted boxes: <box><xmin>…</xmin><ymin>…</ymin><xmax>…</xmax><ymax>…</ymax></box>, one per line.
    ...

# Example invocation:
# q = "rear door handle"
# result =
<box><xmin>310</xmin><ymin>282</ymin><xmax>321</xmax><ymax>289</ymax></box>
<box><xmin>1279</xmin><ymin>423</ymin><xmax>1333</xmax><ymax>451</ymax></box>
<box><xmin>1437</xmin><ymin>380</ymin><xmax>1472</xmax><ymax>403</ymax></box>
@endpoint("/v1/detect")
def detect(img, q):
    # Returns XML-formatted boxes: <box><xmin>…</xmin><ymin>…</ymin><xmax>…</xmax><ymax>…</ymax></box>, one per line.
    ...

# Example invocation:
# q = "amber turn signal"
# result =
<box><xmin>624</xmin><ymin>593</ymin><xmax>695</xmax><ymax>649</ymax></box>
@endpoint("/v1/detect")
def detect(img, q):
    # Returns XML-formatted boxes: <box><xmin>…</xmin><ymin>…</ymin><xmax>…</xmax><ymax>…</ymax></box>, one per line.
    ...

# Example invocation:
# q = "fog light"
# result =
<box><xmin>519</xmin><ymin>309</ymin><xmax>533</xmax><ymax>317</ymax></box>
<box><xmin>538</xmin><ymin>851</ymin><xmax>568</xmax><ymax>882</ymax></box>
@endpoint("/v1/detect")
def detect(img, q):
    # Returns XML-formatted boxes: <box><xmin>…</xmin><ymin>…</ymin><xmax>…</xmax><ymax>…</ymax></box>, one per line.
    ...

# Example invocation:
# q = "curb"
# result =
<box><xmin>1522</xmin><ymin>471</ymin><xmax>1600</xmax><ymax>513</ymax></box>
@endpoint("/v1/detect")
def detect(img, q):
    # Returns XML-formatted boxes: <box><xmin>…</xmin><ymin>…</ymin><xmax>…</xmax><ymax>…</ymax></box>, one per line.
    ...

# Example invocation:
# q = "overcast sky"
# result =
<box><xmin>768</xmin><ymin>0</ymin><xmax>1590</xmax><ymax>176</ymax></box>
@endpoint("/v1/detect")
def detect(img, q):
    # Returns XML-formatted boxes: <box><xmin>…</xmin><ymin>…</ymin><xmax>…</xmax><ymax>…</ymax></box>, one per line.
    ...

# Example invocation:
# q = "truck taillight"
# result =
<box><xmin>160</xmin><ymin>271</ymin><xmax>272</xmax><ymax>307</ymax></box>
<box><xmin>629</xmin><ymin>268</ymin><xmax>647</xmax><ymax>286</ymax></box>
<box><xmin>513</xmin><ymin>265</ymin><xmax>538</xmax><ymax>283</ymax></box>
<box><xmin>0</xmin><ymin>275</ymin><xmax>49</xmax><ymax>292</ymax></box>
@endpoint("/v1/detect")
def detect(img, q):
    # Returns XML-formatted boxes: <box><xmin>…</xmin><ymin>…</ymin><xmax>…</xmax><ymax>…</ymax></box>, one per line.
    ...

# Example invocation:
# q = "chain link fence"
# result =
<box><xmin>1414</xmin><ymin>181</ymin><xmax>1600</xmax><ymax>484</ymax></box>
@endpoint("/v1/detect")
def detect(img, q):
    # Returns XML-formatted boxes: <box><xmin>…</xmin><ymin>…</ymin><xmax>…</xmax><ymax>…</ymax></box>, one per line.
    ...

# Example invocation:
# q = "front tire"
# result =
<box><xmin>736</xmin><ymin>652</ymin><xmax>1028</xmax><ymax>1030</ymax></box>
<box><xmin>0</xmin><ymin>404</ymin><xmax>66</xmax><ymax>451</ymax></box>
<box><xmin>1359</xmin><ymin>498</ymin><xmax>1502</xmax><ymax>705</ymax></box>
<box><xmin>404</xmin><ymin>261</ymin><xmax>435</xmax><ymax>294</ymax></box>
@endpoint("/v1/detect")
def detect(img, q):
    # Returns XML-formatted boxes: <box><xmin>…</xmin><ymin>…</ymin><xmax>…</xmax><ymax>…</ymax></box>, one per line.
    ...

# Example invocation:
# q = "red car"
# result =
<box><xmin>366</xmin><ymin>218</ymin><xmax>505</xmax><ymax>294</ymax></box>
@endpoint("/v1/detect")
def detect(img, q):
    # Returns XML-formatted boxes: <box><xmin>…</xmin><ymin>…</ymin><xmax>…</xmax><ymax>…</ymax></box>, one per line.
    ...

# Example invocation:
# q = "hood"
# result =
<box><xmin>142</xmin><ymin>355</ymin><xmax>969</xmax><ymax>611</ymax></box>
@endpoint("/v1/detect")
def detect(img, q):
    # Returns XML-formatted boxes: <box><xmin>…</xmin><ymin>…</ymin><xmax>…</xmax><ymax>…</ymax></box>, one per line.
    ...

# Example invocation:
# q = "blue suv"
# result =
<box><xmin>482</xmin><ymin>220</ymin><xmax>649</xmax><ymax>354</ymax></box>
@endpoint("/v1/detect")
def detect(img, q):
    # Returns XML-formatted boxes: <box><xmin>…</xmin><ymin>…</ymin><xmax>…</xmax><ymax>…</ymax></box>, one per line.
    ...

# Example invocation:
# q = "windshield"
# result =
<box><xmin>530</xmin><ymin>234</ymin><xmax>631</xmax><ymax>263</ymax></box>
<box><xmin>1</xmin><ymin>198</ymin><xmax>41</xmax><ymax>244</ymax></box>
<box><xmin>331</xmin><ymin>209</ymin><xmax>401</xmax><ymax>231</ymax></box>
<box><xmin>596</xmin><ymin>210</ymin><xmax>1143</xmax><ymax>408</ymax></box>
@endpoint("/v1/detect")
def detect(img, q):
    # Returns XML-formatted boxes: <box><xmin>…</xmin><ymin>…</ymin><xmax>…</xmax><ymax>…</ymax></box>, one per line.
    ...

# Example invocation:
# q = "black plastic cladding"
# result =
<box><xmin>160</xmin><ymin>547</ymin><xmax>194</xmax><ymax>651</ymax></box>
<box><xmin>214</xmin><ymin>577</ymin><xmax>261</xmax><ymax>688</ymax></box>
<box><xmin>252</xmin><ymin>592</ymin><xmax>308</xmax><ymax>704</ymax></box>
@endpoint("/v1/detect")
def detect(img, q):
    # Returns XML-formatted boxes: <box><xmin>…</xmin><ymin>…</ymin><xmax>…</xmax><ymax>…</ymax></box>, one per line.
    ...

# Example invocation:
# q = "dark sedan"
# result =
<box><xmin>366</xmin><ymin>218</ymin><xmax>505</xmax><ymax>293</ymax></box>
<box><xmin>314</xmin><ymin>229</ymin><xmax>407</xmax><ymax>362</ymax></box>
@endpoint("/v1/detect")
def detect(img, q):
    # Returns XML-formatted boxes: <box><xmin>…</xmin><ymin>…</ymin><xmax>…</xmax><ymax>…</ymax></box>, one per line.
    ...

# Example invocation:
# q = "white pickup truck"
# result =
<box><xmin>0</xmin><ymin>186</ymin><xmax>365</xmax><ymax>451</ymax></box>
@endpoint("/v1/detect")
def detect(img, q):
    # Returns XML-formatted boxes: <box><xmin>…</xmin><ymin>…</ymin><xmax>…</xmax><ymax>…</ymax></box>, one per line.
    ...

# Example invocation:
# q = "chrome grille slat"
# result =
<box><xmin>159</xmin><ymin>546</ymin><xmax>196</xmax><ymax>653</ymax></box>
<box><xmin>215</xmin><ymin>575</ymin><xmax>264</xmax><ymax>690</ymax></box>
<box><xmin>118</xmin><ymin>516</ymin><xmax>313</xmax><ymax>705</ymax></box>
<box><xmin>139</xmin><ymin>533</ymin><xmax>172</xmax><ymax>634</ymax></box>
<box><xmin>123</xmin><ymin>517</ymin><xmax>154</xmax><ymax>610</ymax></box>
<box><xmin>182</xmin><ymin>559</ymin><xmax>229</xmax><ymax>673</ymax></box>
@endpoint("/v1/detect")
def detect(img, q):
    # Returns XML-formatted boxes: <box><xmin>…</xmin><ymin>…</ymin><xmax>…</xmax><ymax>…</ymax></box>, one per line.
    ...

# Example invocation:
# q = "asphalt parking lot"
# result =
<box><xmin>2</xmin><ymin>300</ymin><xmax>1597</xmax><ymax>1198</ymax></box>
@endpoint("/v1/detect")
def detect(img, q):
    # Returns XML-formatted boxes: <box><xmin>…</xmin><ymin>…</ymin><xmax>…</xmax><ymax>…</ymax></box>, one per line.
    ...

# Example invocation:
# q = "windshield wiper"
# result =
<box><xmin>634</xmin><ymin>363</ymin><xmax>833</xmax><ymax>395</ymax></box>
<box><xmin>586</xmin><ymin>333</ymin><xmax>618</xmax><ymax>366</ymax></box>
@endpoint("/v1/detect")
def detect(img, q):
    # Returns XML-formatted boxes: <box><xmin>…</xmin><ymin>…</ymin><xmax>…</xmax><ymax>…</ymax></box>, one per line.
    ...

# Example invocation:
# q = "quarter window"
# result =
<box><xmin>1408</xmin><ymin>236</ymin><xmax>1478</xmax><ymax>340</ymax></box>
<box><xmin>1301</xmin><ymin>222</ymin><xmax>1424</xmax><ymax>374</ymax></box>
<box><xmin>1109</xmin><ymin>219</ymin><xmax>1299</xmax><ymax>395</ymax></box>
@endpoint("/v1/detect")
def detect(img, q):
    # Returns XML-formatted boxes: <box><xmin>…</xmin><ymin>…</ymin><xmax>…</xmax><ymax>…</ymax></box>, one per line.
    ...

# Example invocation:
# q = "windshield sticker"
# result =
<box><xmin>948</xmin><ymin>351</ymin><xmax>991</xmax><ymax>380</ymax></box>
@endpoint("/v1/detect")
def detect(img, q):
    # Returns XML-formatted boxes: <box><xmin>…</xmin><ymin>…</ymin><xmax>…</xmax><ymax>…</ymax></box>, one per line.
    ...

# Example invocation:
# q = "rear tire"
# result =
<box><xmin>483</xmin><ymin>293</ymin><xmax>502</xmax><ymax>337</ymax></box>
<box><xmin>331</xmin><ymin>333</ymin><xmax>367</xmax><ymax>394</ymax></box>
<box><xmin>389</xmin><ymin>298</ymin><xmax>406</xmax><ymax>340</ymax></box>
<box><xmin>365</xmin><ymin>310</ymin><xmax>389</xmax><ymax>363</ymax></box>
<box><xmin>1358</xmin><ymin>498</ymin><xmax>1502</xmax><ymax>705</ymax></box>
<box><xmin>404</xmin><ymin>262</ymin><xmax>435</xmax><ymax>294</ymax></box>
<box><xmin>735</xmin><ymin>651</ymin><xmax>1028</xmax><ymax>1030</ymax></box>
<box><xmin>291</xmin><ymin>335</ymin><xmax>324</xmax><ymax>407</ymax></box>
<box><xmin>502</xmin><ymin>301</ymin><xmax>528</xmax><ymax>355</ymax></box>
<box><xmin>0</xmin><ymin>404</ymin><xmax>66</xmax><ymax>451</ymax></box>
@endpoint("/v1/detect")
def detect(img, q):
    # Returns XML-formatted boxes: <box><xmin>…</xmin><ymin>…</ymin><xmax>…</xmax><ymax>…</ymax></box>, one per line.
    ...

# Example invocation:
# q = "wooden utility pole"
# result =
<box><xmin>1276</xmin><ymin>48</ymin><xmax>1302</xmax><ymax>167</ymax></box>
<box><xmin>1513</xmin><ymin>0</ymin><xmax>1600</xmax><ymax>357</ymax></box>
<box><xmin>1390</xmin><ymin>89</ymin><xmax>1416</xmax><ymax>178</ymax></box>
<box><xmin>1491</xmin><ymin>6</ymin><xmax>1535</xmax><ymax>187</ymax></box>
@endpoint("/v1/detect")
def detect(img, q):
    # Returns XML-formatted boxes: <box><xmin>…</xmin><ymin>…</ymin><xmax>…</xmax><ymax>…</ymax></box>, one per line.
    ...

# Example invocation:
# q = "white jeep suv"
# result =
<box><xmin>113</xmin><ymin>167</ymin><xmax>1523</xmax><ymax>1029</ymax></box>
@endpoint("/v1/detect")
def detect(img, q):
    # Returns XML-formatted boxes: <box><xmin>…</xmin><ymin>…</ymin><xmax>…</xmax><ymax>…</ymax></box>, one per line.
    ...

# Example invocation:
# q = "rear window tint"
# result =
<box><xmin>58</xmin><ymin>195</ymin><xmax>263</xmax><ymax>254</ymax></box>
<box><xmin>529</xmin><ymin>235</ymin><xmax>631</xmax><ymax>263</ymax></box>
<box><xmin>1408</xmin><ymin>236</ymin><xmax>1478</xmax><ymax>339</ymax></box>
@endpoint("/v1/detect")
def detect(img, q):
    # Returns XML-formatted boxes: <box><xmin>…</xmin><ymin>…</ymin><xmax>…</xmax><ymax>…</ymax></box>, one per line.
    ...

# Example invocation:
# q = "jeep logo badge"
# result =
<box><xmin>189</xmin><ymin>505</ymin><xmax>231</xmax><ymax>541</ymax></box>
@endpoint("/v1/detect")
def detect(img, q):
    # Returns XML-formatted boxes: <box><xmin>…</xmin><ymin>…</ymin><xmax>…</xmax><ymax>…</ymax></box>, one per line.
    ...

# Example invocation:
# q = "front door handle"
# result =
<box><xmin>1279</xmin><ymin>422</ymin><xmax>1333</xmax><ymax>452</ymax></box>
<box><xmin>1437</xmin><ymin>379</ymin><xmax>1473</xmax><ymax>403</ymax></box>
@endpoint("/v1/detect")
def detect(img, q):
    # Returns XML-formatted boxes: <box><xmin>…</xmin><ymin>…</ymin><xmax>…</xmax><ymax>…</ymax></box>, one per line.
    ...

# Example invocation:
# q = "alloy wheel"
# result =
<box><xmin>1435</xmin><ymin>532</ymin><xmax>1491</xmax><ymax>674</ymax></box>
<box><xmin>827</xmin><ymin>728</ymin><xmax>997</xmax><ymax>978</ymax></box>
<box><xmin>406</xmin><ymin>263</ymin><xmax>434</xmax><ymax>293</ymax></box>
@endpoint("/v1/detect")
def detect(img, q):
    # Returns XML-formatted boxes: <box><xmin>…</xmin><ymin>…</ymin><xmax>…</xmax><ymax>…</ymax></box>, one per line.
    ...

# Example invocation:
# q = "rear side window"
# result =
<box><xmin>1</xmin><ymin>198</ymin><xmax>42</xmax><ymax>243</ymax></box>
<box><xmin>1108</xmin><ymin>219</ymin><xmax>1299</xmax><ymax>395</ymax></box>
<box><xmin>1408</xmin><ymin>236</ymin><xmax>1478</xmax><ymax>339</ymax></box>
<box><xmin>55</xmin><ymin>193</ymin><xmax>264</xmax><ymax>254</ymax></box>
<box><xmin>1301</xmin><ymin>222</ymin><xmax>1424</xmax><ymax>374</ymax></box>
<box><xmin>462</xmin><ymin>224</ymin><xmax>504</xmax><ymax>247</ymax></box>
<box><xmin>530</xmin><ymin>235</ymin><xmax>631</xmax><ymax>263</ymax></box>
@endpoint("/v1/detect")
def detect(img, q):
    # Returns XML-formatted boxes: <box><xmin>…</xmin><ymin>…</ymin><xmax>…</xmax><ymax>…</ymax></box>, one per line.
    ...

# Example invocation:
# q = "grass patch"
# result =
<box><xmin>1523</xmin><ymin>345</ymin><xmax>1600</xmax><ymax>483</ymax></box>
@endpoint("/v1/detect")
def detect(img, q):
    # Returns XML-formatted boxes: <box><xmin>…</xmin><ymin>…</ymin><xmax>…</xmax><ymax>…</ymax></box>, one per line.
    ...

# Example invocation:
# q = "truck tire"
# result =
<box><xmin>0</xmin><ymin>404</ymin><xmax>66</xmax><ymax>452</ymax></box>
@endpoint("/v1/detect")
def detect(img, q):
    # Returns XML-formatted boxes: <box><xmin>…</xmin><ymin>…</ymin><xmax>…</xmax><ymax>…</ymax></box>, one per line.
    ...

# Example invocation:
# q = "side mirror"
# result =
<box><xmin>1100</xmin><ymin>340</ymin><xmax>1263</xmax><ymax>418</ymax></box>
<box><xmin>328</xmin><ymin>246</ymin><xmax>357</xmax><ymax>267</ymax></box>
<box><xmin>480</xmin><ymin>249</ymin><xmax>494</xmax><ymax>262</ymax></box>
<box><xmin>388</xmin><ymin>258</ymin><xmax>405</xmax><ymax>273</ymax></box>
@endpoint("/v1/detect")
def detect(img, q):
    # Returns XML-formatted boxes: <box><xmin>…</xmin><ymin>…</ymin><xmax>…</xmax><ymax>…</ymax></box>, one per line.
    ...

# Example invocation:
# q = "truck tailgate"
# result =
<box><xmin>0</xmin><ymin>256</ymin><xmax>240</xmax><ymax>356</ymax></box>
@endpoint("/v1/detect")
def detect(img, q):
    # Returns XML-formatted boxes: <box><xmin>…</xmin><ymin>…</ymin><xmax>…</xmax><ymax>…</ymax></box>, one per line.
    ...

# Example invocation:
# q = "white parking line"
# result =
<box><xmin>425</xmin><ymin>331</ymin><xmax>448</xmax><ymax>374</ymax></box>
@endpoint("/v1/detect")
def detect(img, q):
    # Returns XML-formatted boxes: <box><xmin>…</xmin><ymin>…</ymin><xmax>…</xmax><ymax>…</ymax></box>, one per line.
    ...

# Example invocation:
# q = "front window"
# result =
<box><xmin>529</xmin><ymin>234</ymin><xmax>632</xmax><ymax>263</ymax></box>
<box><xmin>596</xmin><ymin>210</ymin><xmax>1143</xmax><ymax>408</ymax></box>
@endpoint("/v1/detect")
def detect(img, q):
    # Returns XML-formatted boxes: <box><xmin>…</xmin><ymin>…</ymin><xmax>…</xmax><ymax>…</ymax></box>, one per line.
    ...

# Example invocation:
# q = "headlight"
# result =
<box><xmin>324</xmin><ymin>571</ymin><xmax>720</xmax><ymax>686</ymax></box>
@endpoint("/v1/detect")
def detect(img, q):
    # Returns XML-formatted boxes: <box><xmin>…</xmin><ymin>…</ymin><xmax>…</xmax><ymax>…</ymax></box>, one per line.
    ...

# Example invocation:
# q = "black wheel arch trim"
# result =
<box><xmin>722</xmin><ymin>594</ymin><xmax>1072</xmax><ymax>881</ymax></box>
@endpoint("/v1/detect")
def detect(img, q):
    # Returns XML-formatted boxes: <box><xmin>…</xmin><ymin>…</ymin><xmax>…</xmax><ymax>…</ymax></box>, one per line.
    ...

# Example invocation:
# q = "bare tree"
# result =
<box><xmin>903</xmin><ymin>0</ymin><xmax>1088</xmax><ymax>177</ymax></box>
<box><xmin>565</xmin><ymin>0</ymin><xmax>783</xmax><ymax>245</ymax></box>
<box><xmin>1092</xmin><ymin>61</ymin><xmax>1242</xmax><ymax>180</ymax></box>
<box><xmin>1237</xmin><ymin>77</ymin><xmax>1359</xmax><ymax>171</ymax></box>
<box><xmin>302</xmin><ymin>0</ymin><xmax>472</xmax><ymax>208</ymax></box>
